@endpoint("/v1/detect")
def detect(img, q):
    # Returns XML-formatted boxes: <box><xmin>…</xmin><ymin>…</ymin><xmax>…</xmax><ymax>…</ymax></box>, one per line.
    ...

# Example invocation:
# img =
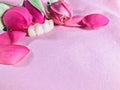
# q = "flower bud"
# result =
<box><xmin>49</xmin><ymin>1</ymin><xmax>72</xmax><ymax>25</ymax></box>
<box><xmin>3</xmin><ymin>7</ymin><xmax>33</xmax><ymax>31</ymax></box>
<box><xmin>24</xmin><ymin>0</ymin><xmax>46</xmax><ymax>24</ymax></box>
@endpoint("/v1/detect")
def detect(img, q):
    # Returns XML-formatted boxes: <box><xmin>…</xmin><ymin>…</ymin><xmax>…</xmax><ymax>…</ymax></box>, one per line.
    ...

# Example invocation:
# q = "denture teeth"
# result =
<box><xmin>28</xmin><ymin>25</ymin><xmax>36</xmax><ymax>37</ymax></box>
<box><xmin>42</xmin><ymin>20</ymin><xmax>51</xmax><ymax>33</ymax></box>
<box><xmin>49</xmin><ymin>20</ymin><xmax>54</xmax><ymax>30</ymax></box>
<box><xmin>34</xmin><ymin>24</ymin><xmax>44</xmax><ymax>36</ymax></box>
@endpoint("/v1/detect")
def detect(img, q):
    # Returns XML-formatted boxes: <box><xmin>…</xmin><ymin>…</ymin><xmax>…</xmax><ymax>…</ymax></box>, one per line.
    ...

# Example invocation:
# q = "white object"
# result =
<box><xmin>28</xmin><ymin>25</ymin><xmax>36</xmax><ymax>37</ymax></box>
<box><xmin>34</xmin><ymin>23</ymin><xmax>44</xmax><ymax>36</ymax></box>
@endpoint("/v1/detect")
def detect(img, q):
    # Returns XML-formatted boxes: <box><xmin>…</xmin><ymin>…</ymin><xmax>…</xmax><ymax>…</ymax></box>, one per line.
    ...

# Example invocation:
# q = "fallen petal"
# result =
<box><xmin>80</xmin><ymin>14</ymin><xmax>109</xmax><ymax>29</ymax></box>
<box><xmin>0</xmin><ymin>45</ymin><xmax>30</xmax><ymax>65</ymax></box>
<box><xmin>0</xmin><ymin>31</ymin><xmax>26</xmax><ymax>45</ymax></box>
<box><xmin>8</xmin><ymin>31</ymin><xmax>26</xmax><ymax>43</ymax></box>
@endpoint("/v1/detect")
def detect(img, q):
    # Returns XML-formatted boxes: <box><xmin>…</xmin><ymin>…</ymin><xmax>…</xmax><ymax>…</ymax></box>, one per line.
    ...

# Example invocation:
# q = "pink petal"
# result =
<box><xmin>0</xmin><ymin>45</ymin><xmax>30</xmax><ymax>65</ymax></box>
<box><xmin>0</xmin><ymin>31</ymin><xmax>26</xmax><ymax>45</ymax></box>
<box><xmin>8</xmin><ymin>31</ymin><xmax>26</xmax><ymax>43</ymax></box>
<box><xmin>80</xmin><ymin>14</ymin><xmax>109</xmax><ymax>29</ymax></box>
<box><xmin>24</xmin><ymin>0</ymin><xmax>45</xmax><ymax>24</ymax></box>
<box><xmin>3</xmin><ymin>7</ymin><xmax>33</xmax><ymax>31</ymax></box>
<box><xmin>0</xmin><ymin>32</ymin><xmax>11</xmax><ymax>45</ymax></box>
<box><xmin>64</xmin><ymin>15</ymin><xmax>83</xmax><ymax>27</ymax></box>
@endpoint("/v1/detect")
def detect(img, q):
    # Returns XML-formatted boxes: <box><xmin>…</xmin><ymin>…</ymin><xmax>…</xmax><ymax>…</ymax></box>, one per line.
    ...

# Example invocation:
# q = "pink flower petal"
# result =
<box><xmin>64</xmin><ymin>15</ymin><xmax>83</xmax><ymax>27</ymax></box>
<box><xmin>24</xmin><ymin>0</ymin><xmax>45</xmax><ymax>24</ymax></box>
<box><xmin>0</xmin><ymin>45</ymin><xmax>30</xmax><ymax>65</ymax></box>
<box><xmin>0</xmin><ymin>31</ymin><xmax>26</xmax><ymax>44</ymax></box>
<box><xmin>80</xmin><ymin>14</ymin><xmax>109</xmax><ymax>29</ymax></box>
<box><xmin>3</xmin><ymin>7</ymin><xmax>33</xmax><ymax>31</ymax></box>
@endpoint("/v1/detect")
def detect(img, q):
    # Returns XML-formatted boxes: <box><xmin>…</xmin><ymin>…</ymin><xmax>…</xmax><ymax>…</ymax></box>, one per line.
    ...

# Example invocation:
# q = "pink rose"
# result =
<box><xmin>49</xmin><ymin>1</ymin><xmax>72</xmax><ymax>25</ymax></box>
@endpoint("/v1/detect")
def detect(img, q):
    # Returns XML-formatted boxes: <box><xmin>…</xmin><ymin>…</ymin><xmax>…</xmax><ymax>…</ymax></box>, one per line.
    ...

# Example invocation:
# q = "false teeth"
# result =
<box><xmin>34</xmin><ymin>23</ymin><xmax>44</xmax><ymax>36</ymax></box>
<box><xmin>28</xmin><ymin>20</ymin><xmax>54</xmax><ymax>37</ymax></box>
<box><xmin>48</xmin><ymin>20</ymin><xmax>54</xmax><ymax>30</ymax></box>
<box><xmin>28</xmin><ymin>25</ymin><xmax>36</xmax><ymax>37</ymax></box>
<box><xmin>42</xmin><ymin>20</ymin><xmax>54</xmax><ymax>32</ymax></box>
<box><xmin>42</xmin><ymin>20</ymin><xmax>51</xmax><ymax>33</ymax></box>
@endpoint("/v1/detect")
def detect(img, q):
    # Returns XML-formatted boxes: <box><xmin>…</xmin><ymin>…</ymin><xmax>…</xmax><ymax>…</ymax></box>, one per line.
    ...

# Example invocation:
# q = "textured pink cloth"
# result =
<box><xmin>0</xmin><ymin>0</ymin><xmax>23</xmax><ymax>6</ymax></box>
<box><xmin>0</xmin><ymin>0</ymin><xmax>120</xmax><ymax>90</ymax></box>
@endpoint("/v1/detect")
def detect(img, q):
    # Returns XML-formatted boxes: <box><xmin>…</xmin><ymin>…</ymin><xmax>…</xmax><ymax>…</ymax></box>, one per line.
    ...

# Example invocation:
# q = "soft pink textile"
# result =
<box><xmin>0</xmin><ymin>0</ymin><xmax>23</xmax><ymax>6</ymax></box>
<box><xmin>0</xmin><ymin>0</ymin><xmax>120</xmax><ymax>90</ymax></box>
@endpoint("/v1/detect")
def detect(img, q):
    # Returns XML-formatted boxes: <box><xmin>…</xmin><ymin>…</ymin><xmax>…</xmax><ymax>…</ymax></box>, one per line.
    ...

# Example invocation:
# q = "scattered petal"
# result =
<box><xmin>80</xmin><ymin>14</ymin><xmax>109</xmax><ymax>29</ymax></box>
<box><xmin>8</xmin><ymin>31</ymin><xmax>26</xmax><ymax>43</ymax></box>
<box><xmin>0</xmin><ymin>45</ymin><xmax>30</xmax><ymax>65</ymax></box>
<box><xmin>0</xmin><ymin>31</ymin><xmax>26</xmax><ymax>45</ymax></box>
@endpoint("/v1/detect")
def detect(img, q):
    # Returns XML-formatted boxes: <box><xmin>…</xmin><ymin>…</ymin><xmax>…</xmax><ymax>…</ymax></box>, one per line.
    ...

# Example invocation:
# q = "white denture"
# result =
<box><xmin>28</xmin><ymin>25</ymin><xmax>36</xmax><ymax>37</ymax></box>
<box><xmin>48</xmin><ymin>20</ymin><xmax>54</xmax><ymax>30</ymax></box>
<box><xmin>42</xmin><ymin>20</ymin><xmax>51</xmax><ymax>33</ymax></box>
<box><xmin>34</xmin><ymin>24</ymin><xmax>44</xmax><ymax>36</ymax></box>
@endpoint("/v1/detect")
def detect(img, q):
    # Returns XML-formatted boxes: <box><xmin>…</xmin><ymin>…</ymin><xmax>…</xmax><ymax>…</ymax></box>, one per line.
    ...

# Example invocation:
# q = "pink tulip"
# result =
<box><xmin>79</xmin><ymin>14</ymin><xmax>109</xmax><ymax>29</ymax></box>
<box><xmin>49</xmin><ymin>1</ymin><xmax>72</xmax><ymax>25</ymax></box>
<box><xmin>3</xmin><ymin>7</ymin><xmax>33</xmax><ymax>31</ymax></box>
<box><xmin>0</xmin><ymin>31</ymin><xmax>26</xmax><ymax>45</ymax></box>
<box><xmin>24</xmin><ymin>0</ymin><xmax>46</xmax><ymax>24</ymax></box>
<box><xmin>0</xmin><ymin>45</ymin><xmax>30</xmax><ymax>65</ymax></box>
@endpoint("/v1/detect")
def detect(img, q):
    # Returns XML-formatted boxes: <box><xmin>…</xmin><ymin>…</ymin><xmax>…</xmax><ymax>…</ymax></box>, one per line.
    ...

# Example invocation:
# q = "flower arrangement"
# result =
<box><xmin>0</xmin><ymin>0</ymin><xmax>109</xmax><ymax>65</ymax></box>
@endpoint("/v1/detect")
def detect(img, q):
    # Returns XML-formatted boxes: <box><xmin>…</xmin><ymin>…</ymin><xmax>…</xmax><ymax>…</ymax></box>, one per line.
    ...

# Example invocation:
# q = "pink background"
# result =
<box><xmin>0</xmin><ymin>0</ymin><xmax>120</xmax><ymax>90</ymax></box>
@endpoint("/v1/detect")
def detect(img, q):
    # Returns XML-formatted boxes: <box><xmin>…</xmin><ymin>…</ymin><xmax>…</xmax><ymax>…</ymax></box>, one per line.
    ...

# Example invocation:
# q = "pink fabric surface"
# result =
<box><xmin>0</xmin><ymin>0</ymin><xmax>23</xmax><ymax>6</ymax></box>
<box><xmin>0</xmin><ymin>0</ymin><xmax>120</xmax><ymax>90</ymax></box>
